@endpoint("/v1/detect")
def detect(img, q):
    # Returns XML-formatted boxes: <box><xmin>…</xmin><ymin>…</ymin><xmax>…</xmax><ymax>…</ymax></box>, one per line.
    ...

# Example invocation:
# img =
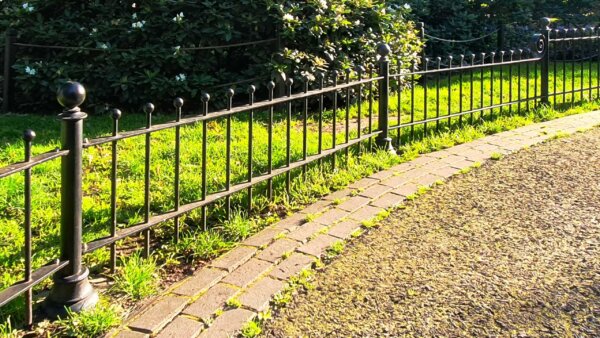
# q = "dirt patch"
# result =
<box><xmin>262</xmin><ymin>128</ymin><xmax>600</xmax><ymax>337</ymax></box>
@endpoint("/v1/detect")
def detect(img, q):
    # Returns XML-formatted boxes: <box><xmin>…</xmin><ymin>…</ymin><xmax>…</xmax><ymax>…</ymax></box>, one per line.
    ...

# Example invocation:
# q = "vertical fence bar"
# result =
<box><xmin>317</xmin><ymin>74</ymin><xmax>324</xmax><ymax>166</ymax></box>
<box><xmin>225</xmin><ymin>89</ymin><xmax>234</xmax><ymax>220</ymax></box>
<box><xmin>173</xmin><ymin>98</ymin><xmax>183</xmax><ymax>243</ymax></box>
<box><xmin>247</xmin><ymin>85</ymin><xmax>255</xmax><ymax>213</ymax></box>
<box><xmin>458</xmin><ymin>55</ymin><xmax>464</xmax><ymax>126</ymax></box>
<box><xmin>143</xmin><ymin>103</ymin><xmax>153</xmax><ymax>257</ymax></box>
<box><xmin>376</xmin><ymin>44</ymin><xmax>394</xmax><ymax>152</ymax></box>
<box><xmin>285</xmin><ymin>79</ymin><xmax>293</xmax><ymax>195</ymax></box>
<box><xmin>588</xmin><ymin>28</ymin><xmax>593</xmax><ymax>99</ymax></box>
<box><xmin>580</xmin><ymin>28</ymin><xmax>585</xmax><ymax>102</ymax></box>
<box><xmin>499</xmin><ymin>51</ymin><xmax>505</xmax><ymax>115</ymax></box>
<box><xmin>447</xmin><ymin>55</ymin><xmax>453</xmax><ymax>126</ymax></box>
<box><xmin>45</xmin><ymin>82</ymin><xmax>97</xmax><ymax>317</ymax></box>
<box><xmin>570</xmin><ymin>29</ymin><xmax>576</xmax><ymax>104</ymax></box>
<box><xmin>470</xmin><ymin>54</ymin><xmax>475</xmax><ymax>124</ymax></box>
<box><xmin>553</xmin><ymin>30</ymin><xmax>559</xmax><ymax>107</ymax></box>
<box><xmin>23</xmin><ymin>129</ymin><xmax>35</xmax><ymax>326</ymax></box>
<box><xmin>2</xmin><ymin>30</ymin><xmax>16</xmax><ymax>113</ymax></box>
<box><xmin>332</xmin><ymin>71</ymin><xmax>338</xmax><ymax>170</ymax></box>
<box><xmin>562</xmin><ymin>29</ymin><xmax>567</xmax><ymax>104</ymax></box>
<box><xmin>540</xmin><ymin>18</ymin><xmax>551</xmax><ymax>106</ymax></box>
<box><xmin>302</xmin><ymin>77</ymin><xmax>309</xmax><ymax>178</ymax></box>
<box><xmin>345</xmin><ymin>69</ymin><xmax>351</xmax><ymax>162</ymax></box>
<box><xmin>201</xmin><ymin>93</ymin><xmax>210</xmax><ymax>230</ymax></box>
<box><xmin>509</xmin><ymin>50</ymin><xmax>514</xmax><ymax>114</ymax></box>
<box><xmin>436</xmin><ymin>57</ymin><xmax>441</xmax><ymax>130</ymax></box>
<box><xmin>109</xmin><ymin>109</ymin><xmax>121</xmax><ymax>273</ymax></box>
<box><xmin>397</xmin><ymin>60</ymin><xmax>403</xmax><ymax>146</ymax></box>
<box><xmin>490</xmin><ymin>52</ymin><xmax>495</xmax><ymax>117</ymax></box>
<box><xmin>423</xmin><ymin>58</ymin><xmax>429</xmax><ymax>136</ymax></box>
<box><xmin>356</xmin><ymin>66</ymin><xmax>364</xmax><ymax>154</ymax></box>
<box><xmin>410</xmin><ymin>62</ymin><xmax>416</xmax><ymax>139</ymax></box>
<box><xmin>267</xmin><ymin>81</ymin><xmax>275</xmax><ymax>200</ymax></box>
<box><xmin>368</xmin><ymin>68</ymin><xmax>374</xmax><ymax>150</ymax></box>
<box><xmin>517</xmin><ymin>50</ymin><xmax>523</xmax><ymax>113</ymax></box>
<box><xmin>526</xmin><ymin>49</ymin><xmax>531</xmax><ymax>111</ymax></box>
<box><xmin>480</xmin><ymin>53</ymin><xmax>485</xmax><ymax>120</ymax></box>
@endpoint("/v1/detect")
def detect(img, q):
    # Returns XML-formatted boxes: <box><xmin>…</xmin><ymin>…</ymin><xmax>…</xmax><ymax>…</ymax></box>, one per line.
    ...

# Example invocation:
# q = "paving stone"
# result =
<box><xmin>388</xmin><ymin>162</ymin><xmax>416</xmax><ymax>173</ymax></box>
<box><xmin>172</xmin><ymin>268</ymin><xmax>227</xmax><ymax>297</ymax></box>
<box><xmin>114</xmin><ymin>330</ymin><xmax>149</xmax><ymax>338</ymax></box>
<box><xmin>413</xmin><ymin>173</ymin><xmax>442</xmax><ymax>187</ymax></box>
<box><xmin>287</xmin><ymin>222</ymin><xmax>327</xmax><ymax>242</ymax></box>
<box><xmin>337</xmin><ymin>196</ymin><xmax>371</xmax><ymax>212</ymax></box>
<box><xmin>370</xmin><ymin>192</ymin><xmax>405</xmax><ymax>209</ymax></box>
<box><xmin>197</xmin><ymin>309</ymin><xmax>255</xmax><ymax>338</ymax></box>
<box><xmin>155</xmin><ymin>316</ymin><xmax>204</xmax><ymax>338</ymax></box>
<box><xmin>440</xmin><ymin>154</ymin><xmax>468</xmax><ymax>164</ymax></box>
<box><xmin>410</xmin><ymin>156</ymin><xmax>436</xmax><ymax>166</ymax></box>
<box><xmin>313</xmin><ymin>208</ymin><xmax>350</xmax><ymax>225</ymax></box>
<box><xmin>450</xmin><ymin>159</ymin><xmax>477</xmax><ymax>170</ymax></box>
<box><xmin>368</xmin><ymin>169</ymin><xmax>394</xmax><ymax>180</ymax></box>
<box><xmin>300</xmin><ymin>199</ymin><xmax>332</xmax><ymax>214</ymax></box>
<box><xmin>401</xmin><ymin>168</ymin><xmax>427</xmax><ymax>181</ymax></box>
<box><xmin>297</xmin><ymin>234</ymin><xmax>340</xmax><ymax>257</ymax></box>
<box><xmin>242</xmin><ymin>228</ymin><xmax>282</xmax><ymax>248</ymax></box>
<box><xmin>327</xmin><ymin>219</ymin><xmax>362</xmax><ymax>239</ymax></box>
<box><xmin>221</xmin><ymin>258</ymin><xmax>272</xmax><ymax>288</ymax></box>
<box><xmin>419</xmin><ymin>160</ymin><xmax>449</xmax><ymax>172</ymax></box>
<box><xmin>349</xmin><ymin>205</ymin><xmax>384</xmax><ymax>222</ymax></box>
<box><xmin>269</xmin><ymin>253</ymin><xmax>315</xmax><ymax>280</ymax></box>
<box><xmin>435</xmin><ymin>166</ymin><xmax>459</xmax><ymax>179</ymax></box>
<box><xmin>322</xmin><ymin>188</ymin><xmax>353</xmax><ymax>201</ymax></box>
<box><xmin>209</xmin><ymin>246</ymin><xmax>257</xmax><ymax>273</ymax></box>
<box><xmin>348</xmin><ymin>177</ymin><xmax>378</xmax><ymax>189</ymax></box>
<box><xmin>392</xmin><ymin>183</ymin><xmax>419</xmax><ymax>197</ymax></box>
<box><xmin>238</xmin><ymin>277</ymin><xmax>285</xmax><ymax>311</ymax></box>
<box><xmin>380</xmin><ymin>174</ymin><xmax>412</xmax><ymax>188</ymax></box>
<box><xmin>359</xmin><ymin>184</ymin><xmax>393</xmax><ymax>199</ymax></box>
<box><xmin>256</xmin><ymin>239</ymin><xmax>299</xmax><ymax>263</ymax></box>
<box><xmin>273</xmin><ymin>212</ymin><xmax>306</xmax><ymax>231</ymax></box>
<box><xmin>182</xmin><ymin>283</ymin><xmax>238</xmax><ymax>320</ymax></box>
<box><xmin>128</xmin><ymin>296</ymin><xmax>189</xmax><ymax>334</ymax></box>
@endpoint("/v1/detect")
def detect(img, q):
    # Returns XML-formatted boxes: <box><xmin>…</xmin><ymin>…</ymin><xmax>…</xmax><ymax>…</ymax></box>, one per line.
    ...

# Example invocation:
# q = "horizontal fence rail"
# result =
<box><xmin>1</xmin><ymin>17</ymin><xmax>599</xmax><ymax>327</ymax></box>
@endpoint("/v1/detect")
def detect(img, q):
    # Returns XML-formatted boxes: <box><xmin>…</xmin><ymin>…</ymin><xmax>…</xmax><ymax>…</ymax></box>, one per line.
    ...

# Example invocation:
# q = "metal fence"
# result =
<box><xmin>0</xmin><ymin>18</ymin><xmax>599</xmax><ymax>326</ymax></box>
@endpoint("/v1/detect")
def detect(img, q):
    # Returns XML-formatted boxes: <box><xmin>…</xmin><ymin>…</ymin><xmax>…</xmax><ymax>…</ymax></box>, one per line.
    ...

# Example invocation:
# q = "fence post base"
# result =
<box><xmin>44</xmin><ymin>268</ymin><xmax>98</xmax><ymax>318</ymax></box>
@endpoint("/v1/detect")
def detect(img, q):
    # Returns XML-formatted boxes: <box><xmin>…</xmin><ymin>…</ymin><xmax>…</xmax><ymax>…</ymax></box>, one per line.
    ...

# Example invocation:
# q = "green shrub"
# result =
<box><xmin>1</xmin><ymin>0</ymin><xmax>421</xmax><ymax>113</ymax></box>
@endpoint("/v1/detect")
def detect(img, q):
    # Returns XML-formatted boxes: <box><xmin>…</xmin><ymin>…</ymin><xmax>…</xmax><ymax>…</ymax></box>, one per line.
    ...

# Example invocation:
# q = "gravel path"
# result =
<box><xmin>262</xmin><ymin>128</ymin><xmax>600</xmax><ymax>337</ymax></box>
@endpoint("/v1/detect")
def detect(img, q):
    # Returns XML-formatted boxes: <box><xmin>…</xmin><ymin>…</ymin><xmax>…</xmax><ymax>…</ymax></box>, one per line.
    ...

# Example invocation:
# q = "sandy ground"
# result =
<box><xmin>261</xmin><ymin>128</ymin><xmax>600</xmax><ymax>337</ymax></box>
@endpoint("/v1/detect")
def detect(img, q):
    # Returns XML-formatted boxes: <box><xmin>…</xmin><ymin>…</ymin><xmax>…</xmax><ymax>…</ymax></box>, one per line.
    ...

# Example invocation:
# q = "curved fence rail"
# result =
<box><xmin>1</xmin><ymin>18</ymin><xmax>600</xmax><ymax>327</ymax></box>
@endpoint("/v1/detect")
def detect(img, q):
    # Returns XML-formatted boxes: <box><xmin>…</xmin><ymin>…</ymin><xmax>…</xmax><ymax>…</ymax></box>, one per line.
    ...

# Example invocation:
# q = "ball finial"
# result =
<box><xmin>111</xmin><ymin>108</ymin><xmax>122</xmax><ymax>120</ymax></box>
<box><xmin>247</xmin><ymin>85</ymin><xmax>256</xmax><ymax>94</ymax></box>
<box><xmin>377</xmin><ymin>43</ymin><xmax>391</xmax><ymax>58</ymax></box>
<box><xmin>143</xmin><ymin>102</ymin><xmax>155</xmax><ymax>115</ymax></box>
<box><xmin>267</xmin><ymin>81</ymin><xmax>276</xmax><ymax>90</ymax></box>
<box><xmin>540</xmin><ymin>17</ymin><xmax>552</xmax><ymax>30</ymax></box>
<box><xmin>57</xmin><ymin>82</ymin><xmax>86</xmax><ymax>110</ymax></box>
<box><xmin>173</xmin><ymin>97</ymin><xmax>184</xmax><ymax>108</ymax></box>
<box><xmin>23</xmin><ymin>129</ymin><xmax>36</xmax><ymax>142</ymax></box>
<box><xmin>201</xmin><ymin>92</ymin><xmax>211</xmax><ymax>102</ymax></box>
<box><xmin>285</xmin><ymin>78</ymin><xmax>294</xmax><ymax>87</ymax></box>
<box><xmin>226</xmin><ymin>88</ymin><xmax>235</xmax><ymax>98</ymax></box>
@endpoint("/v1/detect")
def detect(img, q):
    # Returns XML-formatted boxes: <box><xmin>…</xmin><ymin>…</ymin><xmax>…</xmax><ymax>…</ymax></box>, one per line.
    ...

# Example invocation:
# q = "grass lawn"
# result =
<box><xmin>0</xmin><ymin>63</ymin><xmax>599</xmax><ymax>329</ymax></box>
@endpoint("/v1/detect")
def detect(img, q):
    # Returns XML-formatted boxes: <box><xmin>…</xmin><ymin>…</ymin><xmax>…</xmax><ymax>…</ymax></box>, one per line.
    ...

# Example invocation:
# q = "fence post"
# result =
<box><xmin>2</xmin><ymin>30</ymin><xmax>16</xmax><ymax>113</ymax></box>
<box><xmin>376</xmin><ymin>43</ymin><xmax>395</xmax><ymax>153</ymax></box>
<box><xmin>44</xmin><ymin>82</ymin><xmax>98</xmax><ymax>317</ymax></box>
<box><xmin>540</xmin><ymin>17</ymin><xmax>551</xmax><ymax>105</ymax></box>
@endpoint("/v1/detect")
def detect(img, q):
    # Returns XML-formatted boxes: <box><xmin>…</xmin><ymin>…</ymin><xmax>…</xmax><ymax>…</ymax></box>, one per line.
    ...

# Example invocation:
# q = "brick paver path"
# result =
<box><xmin>112</xmin><ymin>111</ymin><xmax>600</xmax><ymax>338</ymax></box>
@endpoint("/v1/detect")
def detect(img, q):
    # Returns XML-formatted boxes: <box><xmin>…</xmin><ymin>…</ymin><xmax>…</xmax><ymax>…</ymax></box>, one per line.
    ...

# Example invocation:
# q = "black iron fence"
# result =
<box><xmin>0</xmin><ymin>18</ymin><xmax>599</xmax><ymax>326</ymax></box>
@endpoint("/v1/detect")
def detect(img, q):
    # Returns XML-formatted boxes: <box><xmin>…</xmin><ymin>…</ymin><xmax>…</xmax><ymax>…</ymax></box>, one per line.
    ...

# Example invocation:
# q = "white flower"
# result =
<box><xmin>282</xmin><ymin>13</ymin><xmax>295</xmax><ymax>22</ymax></box>
<box><xmin>25</xmin><ymin>66</ymin><xmax>37</xmax><ymax>76</ymax></box>
<box><xmin>98</xmin><ymin>42</ymin><xmax>109</xmax><ymax>49</ymax></box>
<box><xmin>175</xmin><ymin>73</ymin><xmax>186</xmax><ymax>82</ymax></box>
<box><xmin>132</xmin><ymin>13</ymin><xmax>137</xmax><ymax>19</ymax></box>
<box><xmin>132</xmin><ymin>3</ymin><xmax>136</xmax><ymax>8</ymax></box>
<box><xmin>22</xmin><ymin>3</ymin><xmax>34</xmax><ymax>12</ymax></box>
<box><xmin>173</xmin><ymin>12</ymin><xmax>184</xmax><ymax>23</ymax></box>
<box><xmin>404</xmin><ymin>3</ymin><xmax>411</xmax><ymax>10</ymax></box>
<box><xmin>315</xmin><ymin>0</ymin><xmax>327</xmax><ymax>9</ymax></box>
<box><xmin>131</xmin><ymin>20</ymin><xmax>146</xmax><ymax>29</ymax></box>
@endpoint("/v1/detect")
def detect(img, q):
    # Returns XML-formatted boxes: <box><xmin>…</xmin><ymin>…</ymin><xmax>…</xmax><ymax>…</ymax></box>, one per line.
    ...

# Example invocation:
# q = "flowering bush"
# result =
<box><xmin>1</xmin><ymin>1</ymin><xmax>421</xmax><ymax>113</ymax></box>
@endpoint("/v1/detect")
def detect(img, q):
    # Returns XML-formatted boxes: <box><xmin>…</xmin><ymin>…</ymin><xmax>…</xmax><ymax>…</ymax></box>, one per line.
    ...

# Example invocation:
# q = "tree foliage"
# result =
<box><xmin>0</xmin><ymin>0</ymin><xmax>421</xmax><ymax>113</ymax></box>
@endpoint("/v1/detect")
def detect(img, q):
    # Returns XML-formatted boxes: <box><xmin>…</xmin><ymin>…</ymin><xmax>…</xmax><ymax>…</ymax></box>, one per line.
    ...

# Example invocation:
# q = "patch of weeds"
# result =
<box><xmin>327</xmin><ymin>241</ymin><xmax>345</xmax><ymax>258</ymax></box>
<box><xmin>113</xmin><ymin>251</ymin><xmax>160</xmax><ymax>300</ymax></box>
<box><xmin>281</xmin><ymin>251</ymin><xmax>292</xmax><ymax>260</ymax></box>
<box><xmin>350</xmin><ymin>229</ymin><xmax>364</xmax><ymax>238</ymax></box>
<box><xmin>471</xmin><ymin>162</ymin><xmax>482</xmax><ymax>168</ymax></box>
<box><xmin>273</xmin><ymin>232</ymin><xmax>287</xmax><ymax>240</ymax></box>
<box><xmin>417</xmin><ymin>186</ymin><xmax>431</xmax><ymax>195</ymax></box>
<box><xmin>459</xmin><ymin>167</ymin><xmax>472</xmax><ymax>174</ymax></box>
<box><xmin>226</xmin><ymin>297</ymin><xmax>242</xmax><ymax>309</ymax></box>
<box><xmin>56</xmin><ymin>300</ymin><xmax>122</xmax><ymax>338</ymax></box>
<box><xmin>304</xmin><ymin>213</ymin><xmax>318</xmax><ymax>222</ymax></box>
<box><xmin>361</xmin><ymin>219</ymin><xmax>377</xmax><ymax>228</ymax></box>
<box><xmin>490</xmin><ymin>152</ymin><xmax>503</xmax><ymax>160</ymax></box>
<box><xmin>406</xmin><ymin>193</ymin><xmax>417</xmax><ymax>201</ymax></box>
<box><xmin>176</xmin><ymin>230</ymin><xmax>231</xmax><ymax>261</ymax></box>
<box><xmin>349</xmin><ymin>189</ymin><xmax>360</xmax><ymax>197</ymax></box>
<box><xmin>214</xmin><ymin>309</ymin><xmax>224</xmax><ymax>317</ymax></box>
<box><xmin>0</xmin><ymin>317</ymin><xmax>17</xmax><ymax>338</ymax></box>
<box><xmin>332</xmin><ymin>198</ymin><xmax>344</xmax><ymax>205</ymax></box>
<box><xmin>551</xmin><ymin>131</ymin><xmax>570</xmax><ymax>139</ymax></box>
<box><xmin>241</xmin><ymin>320</ymin><xmax>262</xmax><ymax>338</ymax></box>
<box><xmin>221</xmin><ymin>211</ymin><xmax>256</xmax><ymax>241</ymax></box>
<box><xmin>434</xmin><ymin>179</ymin><xmax>445</xmax><ymax>186</ymax></box>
